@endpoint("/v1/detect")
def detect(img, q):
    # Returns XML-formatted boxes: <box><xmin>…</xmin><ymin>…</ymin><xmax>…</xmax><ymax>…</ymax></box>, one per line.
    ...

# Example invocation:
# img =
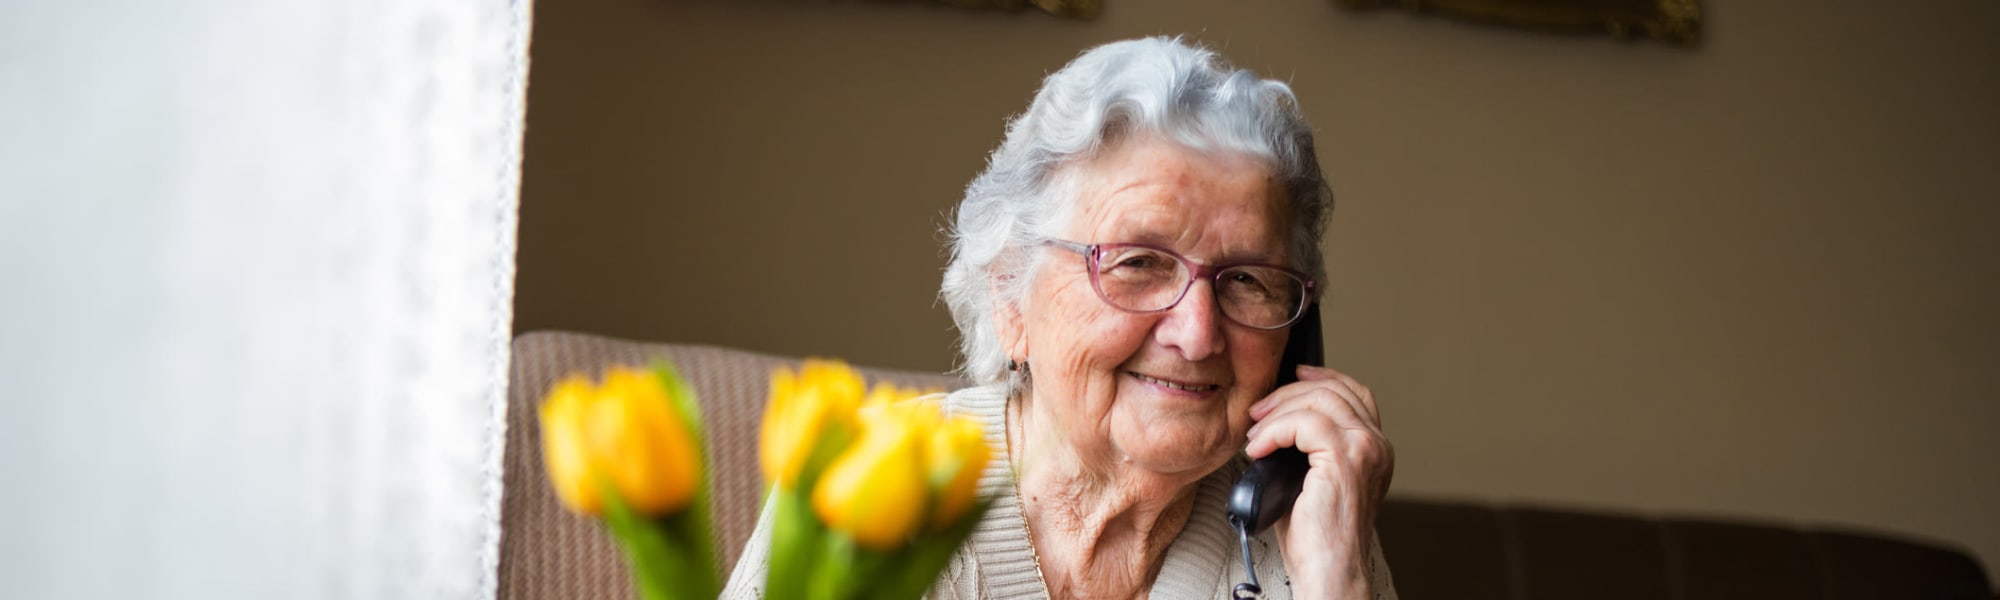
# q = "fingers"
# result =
<box><xmin>1243</xmin><ymin>365</ymin><xmax>1387</xmax><ymax>475</ymax></box>
<box><xmin>1297</xmin><ymin>365</ymin><xmax>1380</xmax><ymax>427</ymax></box>
<box><xmin>1249</xmin><ymin>365</ymin><xmax>1380</xmax><ymax>431</ymax></box>
<box><xmin>1243</xmin><ymin>402</ymin><xmax>1394</xmax><ymax>487</ymax></box>
<box><xmin>1244</xmin><ymin>398</ymin><xmax>1381</xmax><ymax>459</ymax></box>
<box><xmin>1245</xmin><ymin>408</ymin><xmax>1395</xmax><ymax>493</ymax></box>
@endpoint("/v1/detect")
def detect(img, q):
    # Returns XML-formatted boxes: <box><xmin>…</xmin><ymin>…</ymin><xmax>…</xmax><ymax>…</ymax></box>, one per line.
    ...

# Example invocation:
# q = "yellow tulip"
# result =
<box><xmin>812</xmin><ymin>400</ymin><xmax>931</xmax><ymax>550</ymax></box>
<box><xmin>540</xmin><ymin>375</ymin><xmax>603</xmax><ymax>515</ymax></box>
<box><xmin>760</xmin><ymin>360</ymin><xmax>865</xmax><ymax>488</ymax></box>
<box><xmin>538</xmin><ymin>367</ymin><xmax>702</xmax><ymax>518</ymax></box>
<box><xmin>925</xmin><ymin>415</ymin><xmax>991</xmax><ymax>528</ymax></box>
<box><xmin>593</xmin><ymin>367</ymin><xmax>703</xmax><ymax>516</ymax></box>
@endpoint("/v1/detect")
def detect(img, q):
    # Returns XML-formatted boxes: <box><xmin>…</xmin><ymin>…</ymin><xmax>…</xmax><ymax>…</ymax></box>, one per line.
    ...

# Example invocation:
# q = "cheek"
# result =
<box><xmin>1029</xmin><ymin>278</ymin><xmax>1118</xmax><ymax>362</ymax></box>
<box><xmin>1037</xmin><ymin>300</ymin><xmax>1150</xmax><ymax>375</ymax></box>
<box><xmin>1231</xmin><ymin>331</ymin><xmax>1287</xmax><ymax>393</ymax></box>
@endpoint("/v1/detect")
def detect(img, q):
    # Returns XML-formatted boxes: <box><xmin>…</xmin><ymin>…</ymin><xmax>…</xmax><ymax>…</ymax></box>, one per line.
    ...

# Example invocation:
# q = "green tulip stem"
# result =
<box><xmin>602</xmin><ymin>485</ymin><xmax>719</xmax><ymax>600</ymax></box>
<box><xmin>764</xmin><ymin>486</ymin><xmax>818</xmax><ymax>600</ymax></box>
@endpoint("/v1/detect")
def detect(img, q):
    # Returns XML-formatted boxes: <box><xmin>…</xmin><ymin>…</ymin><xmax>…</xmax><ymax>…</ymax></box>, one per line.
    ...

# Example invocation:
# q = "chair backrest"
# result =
<box><xmin>497</xmin><ymin>331</ymin><xmax>964</xmax><ymax>600</ymax></box>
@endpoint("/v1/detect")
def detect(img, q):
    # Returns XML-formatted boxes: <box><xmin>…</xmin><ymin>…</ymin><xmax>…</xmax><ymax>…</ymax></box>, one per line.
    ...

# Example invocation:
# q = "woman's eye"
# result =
<box><xmin>1116</xmin><ymin>255</ymin><xmax>1160</xmax><ymax>269</ymax></box>
<box><xmin>1103</xmin><ymin>251</ymin><xmax>1169</xmax><ymax>272</ymax></box>
<box><xmin>1216</xmin><ymin>274</ymin><xmax>1264</xmax><ymax>292</ymax></box>
<box><xmin>1099</xmin><ymin>251</ymin><xmax>1180</xmax><ymax>286</ymax></box>
<box><xmin>1221</xmin><ymin>272</ymin><xmax>1273</xmax><ymax>296</ymax></box>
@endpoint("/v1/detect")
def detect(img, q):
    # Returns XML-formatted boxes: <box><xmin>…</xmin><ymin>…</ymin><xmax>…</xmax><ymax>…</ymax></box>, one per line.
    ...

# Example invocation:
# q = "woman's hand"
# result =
<box><xmin>1244</xmin><ymin>365</ymin><xmax>1394</xmax><ymax>599</ymax></box>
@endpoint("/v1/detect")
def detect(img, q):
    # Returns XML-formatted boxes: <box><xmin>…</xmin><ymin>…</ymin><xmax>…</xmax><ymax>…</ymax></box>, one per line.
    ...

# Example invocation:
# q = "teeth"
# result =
<box><xmin>1135</xmin><ymin>373</ymin><xmax>1218</xmax><ymax>392</ymax></box>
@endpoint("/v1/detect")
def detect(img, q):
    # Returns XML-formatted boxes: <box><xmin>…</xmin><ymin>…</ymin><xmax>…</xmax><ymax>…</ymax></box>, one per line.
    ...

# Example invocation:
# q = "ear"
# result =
<box><xmin>991</xmin><ymin>278</ymin><xmax>1029</xmax><ymax>364</ymax></box>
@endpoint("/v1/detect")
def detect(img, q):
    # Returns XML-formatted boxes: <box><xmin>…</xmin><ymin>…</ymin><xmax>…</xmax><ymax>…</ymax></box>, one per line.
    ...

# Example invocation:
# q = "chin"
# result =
<box><xmin>1111</xmin><ymin>418</ymin><xmax>1239</xmax><ymax>477</ymax></box>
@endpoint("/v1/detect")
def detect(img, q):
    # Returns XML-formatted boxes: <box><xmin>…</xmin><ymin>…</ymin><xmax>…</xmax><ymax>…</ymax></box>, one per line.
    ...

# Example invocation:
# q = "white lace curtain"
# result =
<box><xmin>0</xmin><ymin>0</ymin><xmax>531</xmax><ymax>598</ymax></box>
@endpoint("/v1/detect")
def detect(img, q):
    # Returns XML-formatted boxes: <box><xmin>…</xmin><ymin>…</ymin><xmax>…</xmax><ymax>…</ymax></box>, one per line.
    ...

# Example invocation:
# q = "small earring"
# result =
<box><xmin>1006</xmin><ymin>359</ymin><xmax>1020</xmax><ymax>372</ymax></box>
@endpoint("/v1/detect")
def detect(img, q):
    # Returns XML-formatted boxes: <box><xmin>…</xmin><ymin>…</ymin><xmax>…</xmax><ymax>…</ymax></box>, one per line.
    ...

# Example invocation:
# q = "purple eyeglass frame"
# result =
<box><xmin>1040</xmin><ymin>238</ymin><xmax>1318</xmax><ymax>330</ymax></box>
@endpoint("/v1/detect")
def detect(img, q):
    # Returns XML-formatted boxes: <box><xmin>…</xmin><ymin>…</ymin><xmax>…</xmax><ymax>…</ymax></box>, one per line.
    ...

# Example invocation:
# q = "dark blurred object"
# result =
<box><xmin>1378</xmin><ymin>497</ymin><xmax>1995</xmax><ymax>600</ymax></box>
<box><xmin>1333</xmin><ymin>0</ymin><xmax>1700</xmax><ymax>45</ymax></box>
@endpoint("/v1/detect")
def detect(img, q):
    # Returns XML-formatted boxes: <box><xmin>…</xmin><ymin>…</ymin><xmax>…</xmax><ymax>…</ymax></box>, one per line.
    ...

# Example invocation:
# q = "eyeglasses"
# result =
<box><xmin>1041</xmin><ymin>238</ymin><xmax>1316</xmax><ymax>330</ymax></box>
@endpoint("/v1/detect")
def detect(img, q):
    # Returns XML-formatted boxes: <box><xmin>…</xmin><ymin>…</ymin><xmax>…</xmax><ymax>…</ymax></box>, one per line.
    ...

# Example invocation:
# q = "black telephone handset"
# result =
<box><xmin>1225</xmin><ymin>304</ymin><xmax>1322</xmax><ymax>598</ymax></box>
<box><xmin>1228</xmin><ymin>303</ymin><xmax>1320</xmax><ymax>534</ymax></box>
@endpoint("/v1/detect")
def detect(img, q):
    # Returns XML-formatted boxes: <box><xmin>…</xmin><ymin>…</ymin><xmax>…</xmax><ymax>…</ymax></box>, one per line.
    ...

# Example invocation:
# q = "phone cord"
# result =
<box><xmin>1230</xmin><ymin>517</ymin><xmax>1262</xmax><ymax>599</ymax></box>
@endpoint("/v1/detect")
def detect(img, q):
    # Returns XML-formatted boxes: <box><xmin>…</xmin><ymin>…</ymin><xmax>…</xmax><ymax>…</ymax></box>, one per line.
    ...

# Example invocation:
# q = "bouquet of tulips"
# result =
<box><xmin>758</xmin><ymin>360</ymin><xmax>992</xmax><ymax>600</ymax></box>
<box><xmin>537</xmin><ymin>359</ymin><xmax>992</xmax><ymax>600</ymax></box>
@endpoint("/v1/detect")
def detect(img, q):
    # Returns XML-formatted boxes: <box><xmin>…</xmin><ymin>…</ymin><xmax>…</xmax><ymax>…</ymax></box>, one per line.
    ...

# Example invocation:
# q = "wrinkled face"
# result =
<box><xmin>999</xmin><ymin>138</ymin><xmax>1292</xmax><ymax>479</ymax></box>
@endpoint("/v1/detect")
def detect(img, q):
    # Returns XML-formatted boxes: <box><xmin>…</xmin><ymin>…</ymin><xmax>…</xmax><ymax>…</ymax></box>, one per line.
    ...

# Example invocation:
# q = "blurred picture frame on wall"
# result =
<box><xmin>927</xmin><ymin>0</ymin><xmax>1100</xmax><ymax>19</ymax></box>
<box><xmin>1333</xmin><ymin>0</ymin><xmax>1702</xmax><ymax>45</ymax></box>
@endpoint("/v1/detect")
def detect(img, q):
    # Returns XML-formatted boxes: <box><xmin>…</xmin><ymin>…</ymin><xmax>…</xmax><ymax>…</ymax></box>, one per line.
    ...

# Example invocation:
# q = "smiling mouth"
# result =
<box><xmin>1131</xmin><ymin>372</ymin><xmax>1222</xmax><ymax>393</ymax></box>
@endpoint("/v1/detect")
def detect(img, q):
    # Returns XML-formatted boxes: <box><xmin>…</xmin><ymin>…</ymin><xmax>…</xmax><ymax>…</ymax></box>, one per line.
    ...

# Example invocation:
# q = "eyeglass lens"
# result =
<box><xmin>1092</xmin><ymin>246</ymin><xmax>1305</xmax><ymax>328</ymax></box>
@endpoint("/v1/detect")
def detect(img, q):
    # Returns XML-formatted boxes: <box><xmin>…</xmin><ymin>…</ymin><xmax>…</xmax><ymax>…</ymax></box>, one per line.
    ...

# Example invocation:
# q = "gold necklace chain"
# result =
<box><xmin>1006</xmin><ymin>398</ymin><xmax>1053</xmax><ymax>598</ymax></box>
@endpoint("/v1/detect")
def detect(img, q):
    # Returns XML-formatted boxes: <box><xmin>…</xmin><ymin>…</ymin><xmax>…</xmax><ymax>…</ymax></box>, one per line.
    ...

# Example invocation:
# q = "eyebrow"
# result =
<box><xmin>1100</xmin><ymin>237</ymin><xmax>1287</xmax><ymax>267</ymax></box>
<box><xmin>1114</xmin><ymin>228</ymin><xmax>1179</xmax><ymax>249</ymax></box>
<box><xmin>1098</xmin><ymin>206</ymin><xmax>1287</xmax><ymax>264</ymax></box>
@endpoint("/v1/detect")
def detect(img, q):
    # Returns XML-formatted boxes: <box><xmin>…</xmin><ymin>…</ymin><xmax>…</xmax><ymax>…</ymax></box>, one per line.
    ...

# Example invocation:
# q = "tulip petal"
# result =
<box><xmin>926</xmin><ymin>415</ymin><xmax>991</xmax><ymax>528</ymax></box>
<box><xmin>540</xmin><ymin>375</ymin><xmax>603</xmax><ymax>516</ymax></box>
<box><xmin>811</xmin><ymin>399</ymin><xmax>929</xmax><ymax>550</ymax></box>
<box><xmin>596</xmin><ymin>367</ymin><xmax>701</xmax><ymax>516</ymax></box>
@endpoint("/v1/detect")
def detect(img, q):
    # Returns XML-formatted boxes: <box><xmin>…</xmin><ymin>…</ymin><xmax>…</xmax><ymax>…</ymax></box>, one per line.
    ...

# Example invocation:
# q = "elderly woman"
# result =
<box><xmin>727</xmin><ymin>37</ymin><xmax>1395</xmax><ymax>599</ymax></box>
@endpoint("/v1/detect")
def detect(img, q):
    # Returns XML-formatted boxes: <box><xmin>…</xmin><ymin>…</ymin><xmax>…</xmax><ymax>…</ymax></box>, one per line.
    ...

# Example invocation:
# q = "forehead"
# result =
<box><xmin>1062</xmin><ymin>139</ymin><xmax>1289</xmax><ymax>260</ymax></box>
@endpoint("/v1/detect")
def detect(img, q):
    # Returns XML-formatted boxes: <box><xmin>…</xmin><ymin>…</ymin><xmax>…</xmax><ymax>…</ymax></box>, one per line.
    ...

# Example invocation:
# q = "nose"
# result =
<box><xmin>1154</xmin><ymin>280</ymin><xmax>1226</xmax><ymax>361</ymax></box>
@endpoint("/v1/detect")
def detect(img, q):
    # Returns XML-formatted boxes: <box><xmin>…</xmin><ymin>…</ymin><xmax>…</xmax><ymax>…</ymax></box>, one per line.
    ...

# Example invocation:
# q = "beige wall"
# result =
<box><xmin>515</xmin><ymin>0</ymin><xmax>2000</xmax><ymax>574</ymax></box>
